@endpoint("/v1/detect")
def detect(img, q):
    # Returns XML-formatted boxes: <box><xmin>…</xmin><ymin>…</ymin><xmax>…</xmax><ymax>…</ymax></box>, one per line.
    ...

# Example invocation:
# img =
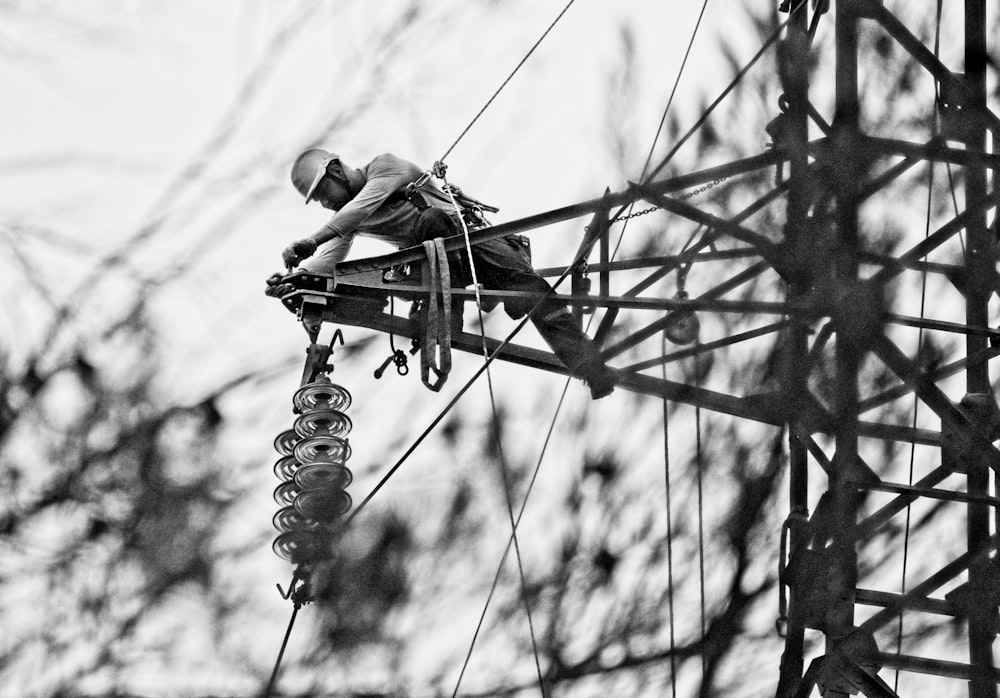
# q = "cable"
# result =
<box><xmin>446</xmin><ymin>185</ymin><xmax>548</xmax><ymax>694</ymax></box>
<box><xmin>643</xmin><ymin>7</ymin><xmax>802</xmax><ymax>185</ymax></box>
<box><xmin>661</xmin><ymin>332</ymin><xmax>679</xmax><ymax>698</ymax></box>
<box><xmin>638</xmin><ymin>0</ymin><xmax>712</xmax><ymax>184</ymax></box>
<box><xmin>894</xmin><ymin>3</ymin><xmax>942</xmax><ymax>690</ymax></box>
<box><xmin>342</xmin><ymin>317</ymin><xmax>525</xmax><ymax>528</ymax></box>
<box><xmin>451</xmin><ymin>379</ymin><xmax>573</xmax><ymax>697</ymax></box>
<box><xmin>640</xmin><ymin>13</ymin><xmax>714</xmax><ymax>658</ymax></box>
<box><xmin>263</xmin><ymin>602</ymin><xmax>300</xmax><ymax>698</ymax></box>
<box><xmin>694</xmin><ymin>351</ymin><xmax>707</xmax><ymax>679</ymax></box>
<box><xmin>438</xmin><ymin>0</ymin><xmax>579</xmax><ymax>165</ymax></box>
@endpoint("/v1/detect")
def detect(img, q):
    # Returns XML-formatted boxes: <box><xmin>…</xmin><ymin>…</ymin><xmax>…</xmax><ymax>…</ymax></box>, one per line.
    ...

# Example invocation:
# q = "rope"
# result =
<box><xmin>438</xmin><ymin>0</ymin><xmax>579</xmax><ymax>165</ymax></box>
<box><xmin>263</xmin><ymin>602</ymin><xmax>300</xmax><ymax>698</ymax></box>
<box><xmin>661</xmin><ymin>332</ymin><xmax>679</xmax><ymax>698</ymax></box>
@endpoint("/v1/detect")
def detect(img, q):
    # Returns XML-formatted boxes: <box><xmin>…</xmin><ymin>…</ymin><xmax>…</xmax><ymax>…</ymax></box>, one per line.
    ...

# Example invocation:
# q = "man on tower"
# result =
<box><xmin>272</xmin><ymin>149</ymin><xmax>615</xmax><ymax>399</ymax></box>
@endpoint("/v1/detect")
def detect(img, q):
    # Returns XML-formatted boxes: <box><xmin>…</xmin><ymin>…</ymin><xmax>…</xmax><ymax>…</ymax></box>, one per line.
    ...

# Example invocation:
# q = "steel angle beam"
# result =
<box><xmin>622</xmin><ymin>320</ymin><xmax>791</xmax><ymax>372</ymax></box>
<box><xmin>860</xmin><ymin>1</ymin><xmax>1000</xmax><ymax>134</ymax></box>
<box><xmin>871</xmin><ymin>334</ymin><xmax>1000</xmax><ymax>474</ymax></box>
<box><xmin>637</xmin><ymin>189</ymin><xmax>786</xmax><ymax>273</ymax></box>
<box><xmin>533</xmin><ymin>247</ymin><xmax>760</xmax><ymax>277</ymax></box>
<box><xmin>868</xmin><ymin>188</ymin><xmax>999</xmax><ymax>286</ymax></box>
<box><xmin>878</xmin><ymin>653</ymin><xmax>1000</xmax><ymax>683</ymax></box>
<box><xmin>865</xmin><ymin>136</ymin><xmax>1000</xmax><ymax>170</ymax></box>
<box><xmin>885</xmin><ymin>314</ymin><xmax>1000</xmax><ymax>339</ymax></box>
<box><xmin>858</xmin><ymin>346</ymin><xmax>1000</xmax><ymax>414</ymax></box>
<box><xmin>859</xmin><ymin>534</ymin><xmax>1000</xmax><ymax>634</ymax></box>
<box><xmin>861</xmin><ymin>480</ymin><xmax>1000</xmax><ymax>509</ymax></box>
<box><xmin>856</xmin><ymin>588</ymin><xmax>955</xmax><ymax>617</ymax></box>
<box><xmin>331</xmin><ymin>150</ymin><xmax>791</xmax><ymax>278</ymax></box>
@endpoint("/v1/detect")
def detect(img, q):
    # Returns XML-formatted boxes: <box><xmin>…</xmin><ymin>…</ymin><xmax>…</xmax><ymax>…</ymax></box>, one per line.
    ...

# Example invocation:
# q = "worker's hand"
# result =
<box><xmin>281</xmin><ymin>238</ymin><xmax>318</xmax><ymax>269</ymax></box>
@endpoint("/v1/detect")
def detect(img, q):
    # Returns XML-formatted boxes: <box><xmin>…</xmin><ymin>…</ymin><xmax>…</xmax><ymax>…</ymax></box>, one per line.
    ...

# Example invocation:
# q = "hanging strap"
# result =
<box><xmin>420</xmin><ymin>239</ymin><xmax>452</xmax><ymax>391</ymax></box>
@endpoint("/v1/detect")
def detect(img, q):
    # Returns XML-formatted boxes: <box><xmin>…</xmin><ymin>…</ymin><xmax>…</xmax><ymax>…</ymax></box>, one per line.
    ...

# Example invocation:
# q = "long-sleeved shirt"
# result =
<box><xmin>300</xmin><ymin>153</ymin><xmax>457</xmax><ymax>275</ymax></box>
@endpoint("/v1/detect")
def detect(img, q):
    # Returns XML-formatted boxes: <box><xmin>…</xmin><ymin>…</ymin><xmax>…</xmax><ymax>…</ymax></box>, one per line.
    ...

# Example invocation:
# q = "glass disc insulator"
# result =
<box><xmin>293</xmin><ymin>435</ymin><xmax>351</xmax><ymax>465</ymax></box>
<box><xmin>273</xmin><ymin>429</ymin><xmax>300</xmax><ymax>456</ymax></box>
<box><xmin>272</xmin><ymin>530</ymin><xmax>319</xmax><ymax>562</ymax></box>
<box><xmin>293</xmin><ymin>379</ymin><xmax>352</xmax><ymax>413</ymax></box>
<box><xmin>294</xmin><ymin>488</ymin><xmax>352</xmax><ymax>522</ymax></box>
<box><xmin>273</xmin><ymin>505</ymin><xmax>318</xmax><ymax>533</ymax></box>
<box><xmin>663</xmin><ymin>309</ymin><xmax>700</xmax><ymax>345</ymax></box>
<box><xmin>294</xmin><ymin>462</ymin><xmax>353</xmax><ymax>491</ymax></box>
<box><xmin>274</xmin><ymin>456</ymin><xmax>299</xmax><ymax>481</ymax></box>
<box><xmin>273</xmin><ymin>481</ymin><xmax>301</xmax><ymax>507</ymax></box>
<box><xmin>293</xmin><ymin>409</ymin><xmax>352</xmax><ymax>439</ymax></box>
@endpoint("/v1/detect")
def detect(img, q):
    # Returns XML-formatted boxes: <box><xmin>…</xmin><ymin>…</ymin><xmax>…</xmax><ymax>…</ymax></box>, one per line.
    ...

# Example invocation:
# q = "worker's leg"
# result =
<box><xmin>470</xmin><ymin>237</ymin><xmax>614</xmax><ymax>398</ymax></box>
<box><xmin>411</xmin><ymin>208</ymin><xmax>471</xmax><ymax>282</ymax></box>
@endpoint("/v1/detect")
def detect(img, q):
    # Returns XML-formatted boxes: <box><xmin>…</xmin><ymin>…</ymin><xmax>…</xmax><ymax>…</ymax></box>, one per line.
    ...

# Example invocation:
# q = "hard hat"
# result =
<box><xmin>291</xmin><ymin>149</ymin><xmax>340</xmax><ymax>204</ymax></box>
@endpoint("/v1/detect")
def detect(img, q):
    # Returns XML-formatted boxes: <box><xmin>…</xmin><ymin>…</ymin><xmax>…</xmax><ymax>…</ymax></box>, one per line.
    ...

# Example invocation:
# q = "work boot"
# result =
<box><xmin>583</xmin><ymin>363</ymin><xmax>616</xmax><ymax>400</ymax></box>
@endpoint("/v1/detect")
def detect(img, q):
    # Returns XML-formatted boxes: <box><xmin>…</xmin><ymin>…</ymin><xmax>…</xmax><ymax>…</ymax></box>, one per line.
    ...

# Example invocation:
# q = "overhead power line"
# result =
<box><xmin>438</xmin><ymin>0</ymin><xmax>579</xmax><ymax>165</ymax></box>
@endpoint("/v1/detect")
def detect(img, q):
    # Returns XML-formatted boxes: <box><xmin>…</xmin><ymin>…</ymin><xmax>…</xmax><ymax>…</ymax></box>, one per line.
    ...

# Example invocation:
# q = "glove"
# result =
<box><xmin>265</xmin><ymin>282</ymin><xmax>295</xmax><ymax>298</ymax></box>
<box><xmin>264</xmin><ymin>272</ymin><xmax>295</xmax><ymax>298</ymax></box>
<box><xmin>281</xmin><ymin>238</ymin><xmax>318</xmax><ymax>269</ymax></box>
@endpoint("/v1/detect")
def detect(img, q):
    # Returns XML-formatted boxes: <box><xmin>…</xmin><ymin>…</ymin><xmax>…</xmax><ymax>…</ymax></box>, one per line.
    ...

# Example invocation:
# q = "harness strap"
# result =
<box><xmin>420</xmin><ymin>239</ymin><xmax>452</xmax><ymax>391</ymax></box>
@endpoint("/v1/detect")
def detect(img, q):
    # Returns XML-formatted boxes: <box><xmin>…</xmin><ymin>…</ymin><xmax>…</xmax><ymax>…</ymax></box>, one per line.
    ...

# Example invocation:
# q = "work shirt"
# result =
<box><xmin>300</xmin><ymin>153</ymin><xmax>457</xmax><ymax>275</ymax></box>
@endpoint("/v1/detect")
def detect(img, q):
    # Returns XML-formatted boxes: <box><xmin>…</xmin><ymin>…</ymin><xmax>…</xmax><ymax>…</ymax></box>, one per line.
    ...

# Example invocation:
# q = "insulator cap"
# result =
<box><xmin>273</xmin><ymin>481</ymin><xmax>301</xmax><ymax>506</ymax></box>
<box><xmin>293</xmin><ymin>409</ymin><xmax>353</xmax><ymax>439</ymax></box>
<box><xmin>273</xmin><ymin>505</ymin><xmax>319</xmax><ymax>533</ymax></box>
<box><xmin>294</xmin><ymin>462</ymin><xmax>353</xmax><ymax>490</ymax></box>
<box><xmin>273</xmin><ymin>429</ymin><xmax>300</xmax><ymax>456</ymax></box>
<box><xmin>274</xmin><ymin>455</ymin><xmax>299</xmax><ymax>481</ymax></box>
<box><xmin>294</xmin><ymin>488</ymin><xmax>352</xmax><ymax>521</ymax></box>
<box><xmin>272</xmin><ymin>530</ymin><xmax>320</xmax><ymax>562</ymax></box>
<box><xmin>294</xmin><ymin>435</ymin><xmax>351</xmax><ymax>465</ymax></box>
<box><xmin>293</xmin><ymin>379</ymin><xmax>352</xmax><ymax>413</ymax></box>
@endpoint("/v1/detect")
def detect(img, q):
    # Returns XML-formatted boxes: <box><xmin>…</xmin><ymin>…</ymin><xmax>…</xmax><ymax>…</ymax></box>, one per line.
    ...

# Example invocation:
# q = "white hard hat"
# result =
<box><xmin>290</xmin><ymin>149</ymin><xmax>340</xmax><ymax>204</ymax></box>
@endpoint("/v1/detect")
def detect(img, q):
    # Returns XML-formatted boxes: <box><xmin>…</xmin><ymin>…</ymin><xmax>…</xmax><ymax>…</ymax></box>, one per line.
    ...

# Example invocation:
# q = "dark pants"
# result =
<box><xmin>412</xmin><ymin>207</ymin><xmax>605</xmax><ymax>377</ymax></box>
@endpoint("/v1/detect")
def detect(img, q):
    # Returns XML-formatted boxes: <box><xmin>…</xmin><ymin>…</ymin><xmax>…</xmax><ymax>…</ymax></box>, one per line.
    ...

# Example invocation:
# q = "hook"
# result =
<box><xmin>375</xmin><ymin>348</ymin><xmax>409</xmax><ymax>379</ymax></box>
<box><xmin>374</xmin><ymin>354</ymin><xmax>394</xmax><ymax>379</ymax></box>
<box><xmin>276</xmin><ymin>573</ymin><xmax>300</xmax><ymax>600</ymax></box>
<box><xmin>676</xmin><ymin>261</ymin><xmax>692</xmax><ymax>296</ymax></box>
